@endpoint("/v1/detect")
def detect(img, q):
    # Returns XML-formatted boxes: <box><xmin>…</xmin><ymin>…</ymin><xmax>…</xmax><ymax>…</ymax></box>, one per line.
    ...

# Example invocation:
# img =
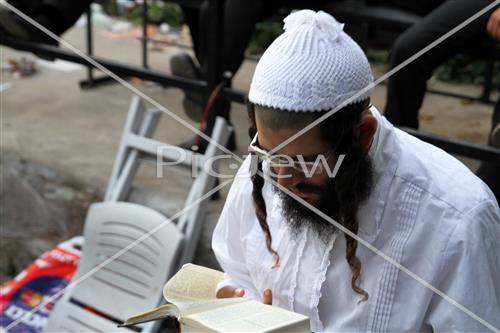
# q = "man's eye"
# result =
<box><xmin>301</xmin><ymin>157</ymin><xmax>319</xmax><ymax>162</ymax></box>
<box><xmin>271</xmin><ymin>156</ymin><xmax>317</xmax><ymax>163</ymax></box>
<box><xmin>273</xmin><ymin>157</ymin><xmax>291</xmax><ymax>164</ymax></box>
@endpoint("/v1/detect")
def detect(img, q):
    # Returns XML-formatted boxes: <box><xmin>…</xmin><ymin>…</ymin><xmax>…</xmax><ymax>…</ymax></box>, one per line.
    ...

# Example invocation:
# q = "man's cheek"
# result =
<box><xmin>303</xmin><ymin>177</ymin><xmax>330</xmax><ymax>191</ymax></box>
<box><xmin>306</xmin><ymin>194</ymin><xmax>322</xmax><ymax>206</ymax></box>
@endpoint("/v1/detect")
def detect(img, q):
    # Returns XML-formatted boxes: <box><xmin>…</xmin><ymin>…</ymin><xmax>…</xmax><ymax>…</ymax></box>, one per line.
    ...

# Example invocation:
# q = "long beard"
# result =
<box><xmin>271</xmin><ymin>154</ymin><xmax>374</xmax><ymax>244</ymax></box>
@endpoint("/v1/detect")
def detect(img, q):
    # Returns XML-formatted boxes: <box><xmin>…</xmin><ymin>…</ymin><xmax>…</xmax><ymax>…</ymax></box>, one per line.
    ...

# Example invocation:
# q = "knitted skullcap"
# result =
<box><xmin>248</xmin><ymin>10</ymin><xmax>373</xmax><ymax>112</ymax></box>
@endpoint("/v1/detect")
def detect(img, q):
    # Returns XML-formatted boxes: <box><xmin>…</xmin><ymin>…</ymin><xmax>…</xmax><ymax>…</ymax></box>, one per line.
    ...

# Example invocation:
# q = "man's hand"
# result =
<box><xmin>216</xmin><ymin>285</ymin><xmax>273</xmax><ymax>305</ymax></box>
<box><xmin>487</xmin><ymin>8</ymin><xmax>500</xmax><ymax>40</ymax></box>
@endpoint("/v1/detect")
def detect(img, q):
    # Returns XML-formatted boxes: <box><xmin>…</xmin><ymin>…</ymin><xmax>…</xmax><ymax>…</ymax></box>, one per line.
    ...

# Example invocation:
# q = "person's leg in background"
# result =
<box><xmin>0</xmin><ymin>0</ymin><xmax>93</xmax><ymax>45</ymax></box>
<box><xmin>179</xmin><ymin>0</ymin><xmax>283</xmax><ymax>79</ymax></box>
<box><xmin>172</xmin><ymin>0</ymin><xmax>267</xmax><ymax>123</ymax></box>
<box><xmin>171</xmin><ymin>0</ymin><xmax>328</xmax><ymax>149</ymax></box>
<box><xmin>181</xmin><ymin>6</ymin><xmax>202</xmax><ymax>68</ymax></box>
<box><xmin>172</xmin><ymin>0</ymin><xmax>319</xmax><ymax>107</ymax></box>
<box><xmin>476</xmin><ymin>97</ymin><xmax>500</xmax><ymax>202</ymax></box>
<box><xmin>170</xmin><ymin>5</ymin><xmax>206</xmax><ymax>123</ymax></box>
<box><xmin>192</xmin><ymin>0</ymin><xmax>327</xmax><ymax>80</ymax></box>
<box><xmin>42</xmin><ymin>0</ymin><xmax>94</xmax><ymax>35</ymax></box>
<box><xmin>1</xmin><ymin>0</ymin><xmax>44</xmax><ymax>17</ymax></box>
<box><xmin>220</xmin><ymin>0</ymin><xmax>269</xmax><ymax>75</ymax></box>
<box><xmin>384</xmin><ymin>0</ymin><xmax>496</xmax><ymax>129</ymax></box>
<box><xmin>0</xmin><ymin>0</ymin><xmax>50</xmax><ymax>44</ymax></box>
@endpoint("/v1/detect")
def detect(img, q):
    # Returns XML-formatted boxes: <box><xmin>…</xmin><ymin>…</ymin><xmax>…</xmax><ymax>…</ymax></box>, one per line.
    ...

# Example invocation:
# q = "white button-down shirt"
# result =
<box><xmin>212</xmin><ymin>107</ymin><xmax>500</xmax><ymax>332</ymax></box>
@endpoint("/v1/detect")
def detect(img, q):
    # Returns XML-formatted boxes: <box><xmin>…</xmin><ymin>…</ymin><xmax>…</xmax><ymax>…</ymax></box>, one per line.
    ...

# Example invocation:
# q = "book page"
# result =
<box><xmin>184</xmin><ymin>300</ymin><xmax>309</xmax><ymax>332</ymax></box>
<box><xmin>177</xmin><ymin>297</ymin><xmax>247</xmax><ymax>316</ymax></box>
<box><xmin>164</xmin><ymin>264</ymin><xmax>250</xmax><ymax>316</ymax></box>
<box><xmin>164</xmin><ymin>264</ymin><xmax>225</xmax><ymax>303</ymax></box>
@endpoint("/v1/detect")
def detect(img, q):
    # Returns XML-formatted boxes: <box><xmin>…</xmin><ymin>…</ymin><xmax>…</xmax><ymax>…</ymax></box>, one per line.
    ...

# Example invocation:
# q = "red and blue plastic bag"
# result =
<box><xmin>0</xmin><ymin>237</ymin><xmax>82</xmax><ymax>333</ymax></box>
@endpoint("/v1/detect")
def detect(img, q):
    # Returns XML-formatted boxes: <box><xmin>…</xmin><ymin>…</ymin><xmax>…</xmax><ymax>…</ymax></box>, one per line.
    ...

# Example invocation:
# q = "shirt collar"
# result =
<box><xmin>357</xmin><ymin>105</ymin><xmax>400</xmax><ymax>236</ymax></box>
<box><xmin>367</xmin><ymin>105</ymin><xmax>394</xmax><ymax>175</ymax></box>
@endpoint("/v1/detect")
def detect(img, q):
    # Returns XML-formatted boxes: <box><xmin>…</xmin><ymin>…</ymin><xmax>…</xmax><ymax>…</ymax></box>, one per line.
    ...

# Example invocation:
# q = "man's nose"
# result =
<box><xmin>275</xmin><ymin>166</ymin><xmax>303</xmax><ymax>189</ymax></box>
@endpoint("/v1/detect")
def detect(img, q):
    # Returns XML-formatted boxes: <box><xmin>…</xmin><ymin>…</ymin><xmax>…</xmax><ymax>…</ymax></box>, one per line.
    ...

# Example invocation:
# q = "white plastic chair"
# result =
<box><xmin>44</xmin><ymin>96</ymin><xmax>231</xmax><ymax>332</ymax></box>
<box><xmin>103</xmin><ymin>95</ymin><xmax>232</xmax><ymax>271</ymax></box>
<box><xmin>44</xmin><ymin>201</ymin><xmax>183</xmax><ymax>333</ymax></box>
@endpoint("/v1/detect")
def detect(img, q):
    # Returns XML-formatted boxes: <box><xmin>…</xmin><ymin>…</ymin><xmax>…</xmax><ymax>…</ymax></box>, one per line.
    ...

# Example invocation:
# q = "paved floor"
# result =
<box><xmin>1</xmin><ymin>25</ymin><xmax>496</xmax><ymax>268</ymax></box>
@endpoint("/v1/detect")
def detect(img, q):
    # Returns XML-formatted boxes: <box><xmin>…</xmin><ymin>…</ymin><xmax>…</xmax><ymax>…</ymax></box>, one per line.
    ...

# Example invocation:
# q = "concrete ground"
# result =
<box><xmin>1</xmin><ymin>25</ymin><xmax>497</xmax><ymax>272</ymax></box>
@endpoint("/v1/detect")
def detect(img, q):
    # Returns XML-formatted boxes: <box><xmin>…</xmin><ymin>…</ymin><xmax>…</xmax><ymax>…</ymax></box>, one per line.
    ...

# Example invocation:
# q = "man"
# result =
<box><xmin>212</xmin><ymin>10</ymin><xmax>500</xmax><ymax>332</ymax></box>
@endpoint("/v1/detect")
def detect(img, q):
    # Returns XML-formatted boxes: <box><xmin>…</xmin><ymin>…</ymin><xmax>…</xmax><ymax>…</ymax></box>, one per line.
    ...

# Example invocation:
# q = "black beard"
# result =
<box><xmin>272</xmin><ymin>153</ymin><xmax>374</xmax><ymax>244</ymax></box>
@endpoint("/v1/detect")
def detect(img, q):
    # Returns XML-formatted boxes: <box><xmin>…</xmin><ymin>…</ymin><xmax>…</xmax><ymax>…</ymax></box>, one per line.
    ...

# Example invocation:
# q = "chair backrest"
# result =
<box><xmin>104</xmin><ymin>95</ymin><xmax>231</xmax><ymax>270</ymax></box>
<box><xmin>44</xmin><ymin>201</ymin><xmax>183</xmax><ymax>332</ymax></box>
<box><xmin>175</xmin><ymin>117</ymin><xmax>230</xmax><ymax>269</ymax></box>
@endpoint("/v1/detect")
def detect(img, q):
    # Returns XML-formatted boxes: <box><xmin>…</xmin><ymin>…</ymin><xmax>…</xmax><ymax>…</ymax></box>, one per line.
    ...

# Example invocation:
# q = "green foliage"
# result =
<box><xmin>434</xmin><ymin>56</ymin><xmax>500</xmax><ymax>85</ymax></box>
<box><xmin>248</xmin><ymin>21</ymin><xmax>283</xmax><ymax>55</ymax></box>
<box><xmin>102</xmin><ymin>0</ymin><xmax>119</xmax><ymax>17</ymax></box>
<box><xmin>367</xmin><ymin>49</ymin><xmax>388</xmax><ymax>64</ymax></box>
<box><xmin>107</xmin><ymin>1</ymin><xmax>184</xmax><ymax>27</ymax></box>
<box><xmin>155</xmin><ymin>2</ymin><xmax>184</xmax><ymax>27</ymax></box>
<box><xmin>367</xmin><ymin>49</ymin><xmax>499</xmax><ymax>86</ymax></box>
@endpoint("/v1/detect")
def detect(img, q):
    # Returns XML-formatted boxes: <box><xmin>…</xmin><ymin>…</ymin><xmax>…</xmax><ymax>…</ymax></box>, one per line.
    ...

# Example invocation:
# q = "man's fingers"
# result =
<box><xmin>487</xmin><ymin>8</ymin><xmax>500</xmax><ymax>41</ymax></box>
<box><xmin>216</xmin><ymin>285</ymin><xmax>245</xmax><ymax>298</ymax></box>
<box><xmin>234</xmin><ymin>288</ymin><xmax>245</xmax><ymax>297</ymax></box>
<box><xmin>487</xmin><ymin>13</ymin><xmax>494</xmax><ymax>34</ymax></box>
<box><xmin>217</xmin><ymin>286</ymin><xmax>272</xmax><ymax>304</ymax></box>
<box><xmin>491</xmin><ymin>15</ymin><xmax>500</xmax><ymax>39</ymax></box>
<box><xmin>262</xmin><ymin>288</ymin><xmax>272</xmax><ymax>305</ymax></box>
<box><xmin>491</xmin><ymin>16</ymin><xmax>498</xmax><ymax>36</ymax></box>
<box><xmin>493</xmin><ymin>20</ymin><xmax>500</xmax><ymax>40</ymax></box>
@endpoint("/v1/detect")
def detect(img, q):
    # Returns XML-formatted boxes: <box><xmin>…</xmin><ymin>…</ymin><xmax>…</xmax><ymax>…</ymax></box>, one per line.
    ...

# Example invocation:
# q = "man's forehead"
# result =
<box><xmin>255</xmin><ymin>121</ymin><xmax>329</xmax><ymax>156</ymax></box>
<box><xmin>254</xmin><ymin>105</ymin><xmax>318</xmax><ymax>131</ymax></box>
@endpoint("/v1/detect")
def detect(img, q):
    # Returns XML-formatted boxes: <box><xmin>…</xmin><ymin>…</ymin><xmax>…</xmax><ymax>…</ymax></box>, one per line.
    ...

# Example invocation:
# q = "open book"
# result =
<box><xmin>119</xmin><ymin>264</ymin><xmax>310</xmax><ymax>332</ymax></box>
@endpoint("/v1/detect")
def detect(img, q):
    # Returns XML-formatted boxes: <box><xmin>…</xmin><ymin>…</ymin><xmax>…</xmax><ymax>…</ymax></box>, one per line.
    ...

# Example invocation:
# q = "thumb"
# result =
<box><xmin>234</xmin><ymin>288</ymin><xmax>245</xmax><ymax>297</ymax></box>
<box><xmin>262</xmin><ymin>288</ymin><xmax>272</xmax><ymax>305</ymax></box>
<box><xmin>216</xmin><ymin>285</ymin><xmax>245</xmax><ymax>298</ymax></box>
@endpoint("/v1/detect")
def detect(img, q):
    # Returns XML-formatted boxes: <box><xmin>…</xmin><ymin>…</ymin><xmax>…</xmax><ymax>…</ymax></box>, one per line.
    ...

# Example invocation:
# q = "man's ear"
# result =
<box><xmin>358</xmin><ymin>111</ymin><xmax>378</xmax><ymax>154</ymax></box>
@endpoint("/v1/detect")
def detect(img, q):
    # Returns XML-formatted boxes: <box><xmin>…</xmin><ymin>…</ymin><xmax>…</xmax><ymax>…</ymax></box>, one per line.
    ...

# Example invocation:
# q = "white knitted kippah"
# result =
<box><xmin>248</xmin><ymin>10</ymin><xmax>373</xmax><ymax>112</ymax></box>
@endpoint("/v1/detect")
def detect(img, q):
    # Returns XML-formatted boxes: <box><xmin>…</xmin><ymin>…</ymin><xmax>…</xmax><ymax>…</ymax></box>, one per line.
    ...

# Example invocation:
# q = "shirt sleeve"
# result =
<box><xmin>425</xmin><ymin>199</ymin><xmax>500</xmax><ymax>332</ymax></box>
<box><xmin>211</xmin><ymin>159</ymin><xmax>261</xmax><ymax>301</ymax></box>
